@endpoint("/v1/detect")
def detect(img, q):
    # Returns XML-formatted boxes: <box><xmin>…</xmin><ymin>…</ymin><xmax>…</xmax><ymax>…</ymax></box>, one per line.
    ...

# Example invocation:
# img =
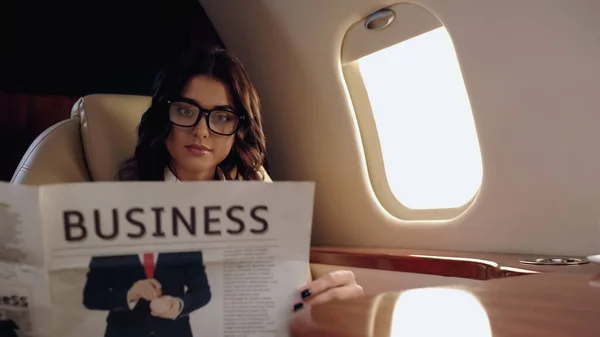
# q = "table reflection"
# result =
<box><xmin>390</xmin><ymin>288</ymin><xmax>492</xmax><ymax>337</ymax></box>
<box><xmin>588</xmin><ymin>273</ymin><xmax>600</xmax><ymax>287</ymax></box>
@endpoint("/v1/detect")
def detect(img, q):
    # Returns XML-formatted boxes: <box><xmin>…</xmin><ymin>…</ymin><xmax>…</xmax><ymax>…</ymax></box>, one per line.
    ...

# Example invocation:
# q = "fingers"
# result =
<box><xmin>150</xmin><ymin>297</ymin><xmax>179</xmax><ymax>319</ymax></box>
<box><xmin>148</xmin><ymin>279</ymin><xmax>162</xmax><ymax>297</ymax></box>
<box><xmin>294</xmin><ymin>270</ymin><xmax>363</xmax><ymax>311</ymax></box>
<box><xmin>139</xmin><ymin>280</ymin><xmax>162</xmax><ymax>301</ymax></box>
<box><xmin>301</xmin><ymin>270</ymin><xmax>356</xmax><ymax>301</ymax></box>
<box><xmin>167</xmin><ymin>297</ymin><xmax>178</xmax><ymax>312</ymax></box>
<box><xmin>304</xmin><ymin>283</ymin><xmax>363</xmax><ymax>306</ymax></box>
<box><xmin>150</xmin><ymin>308</ymin><xmax>167</xmax><ymax>317</ymax></box>
<box><xmin>150</xmin><ymin>297</ymin><xmax>171</xmax><ymax>316</ymax></box>
<box><xmin>139</xmin><ymin>286</ymin><xmax>157</xmax><ymax>301</ymax></box>
<box><xmin>149</xmin><ymin>279</ymin><xmax>162</xmax><ymax>291</ymax></box>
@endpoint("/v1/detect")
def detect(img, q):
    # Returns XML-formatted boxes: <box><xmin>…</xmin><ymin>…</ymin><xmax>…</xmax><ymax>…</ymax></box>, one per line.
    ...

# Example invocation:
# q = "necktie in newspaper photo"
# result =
<box><xmin>143</xmin><ymin>253</ymin><xmax>155</xmax><ymax>279</ymax></box>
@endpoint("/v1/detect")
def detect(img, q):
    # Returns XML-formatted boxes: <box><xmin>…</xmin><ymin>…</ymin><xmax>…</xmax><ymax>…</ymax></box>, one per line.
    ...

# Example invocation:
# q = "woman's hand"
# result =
<box><xmin>294</xmin><ymin>270</ymin><xmax>363</xmax><ymax>311</ymax></box>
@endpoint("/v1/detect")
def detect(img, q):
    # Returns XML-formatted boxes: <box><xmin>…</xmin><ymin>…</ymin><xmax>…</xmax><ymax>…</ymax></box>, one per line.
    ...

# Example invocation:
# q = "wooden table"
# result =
<box><xmin>310</xmin><ymin>247</ymin><xmax>600</xmax><ymax>279</ymax></box>
<box><xmin>289</xmin><ymin>272</ymin><xmax>600</xmax><ymax>336</ymax></box>
<box><xmin>290</xmin><ymin>248</ymin><xmax>600</xmax><ymax>336</ymax></box>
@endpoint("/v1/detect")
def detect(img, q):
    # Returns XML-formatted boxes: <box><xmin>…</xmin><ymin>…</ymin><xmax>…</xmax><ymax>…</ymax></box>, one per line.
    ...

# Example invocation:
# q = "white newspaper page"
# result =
<box><xmin>40</xmin><ymin>181</ymin><xmax>314</xmax><ymax>337</ymax></box>
<box><xmin>0</xmin><ymin>183</ymin><xmax>53</xmax><ymax>337</ymax></box>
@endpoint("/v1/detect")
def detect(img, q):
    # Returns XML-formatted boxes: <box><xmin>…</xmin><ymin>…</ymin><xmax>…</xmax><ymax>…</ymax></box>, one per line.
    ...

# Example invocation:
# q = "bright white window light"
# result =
<box><xmin>357</xmin><ymin>27</ymin><xmax>482</xmax><ymax>210</ymax></box>
<box><xmin>390</xmin><ymin>288</ymin><xmax>492</xmax><ymax>337</ymax></box>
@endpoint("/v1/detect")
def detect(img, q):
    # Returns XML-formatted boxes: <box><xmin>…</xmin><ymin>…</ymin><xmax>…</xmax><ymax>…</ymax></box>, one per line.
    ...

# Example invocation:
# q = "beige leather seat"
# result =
<box><xmin>12</xmin><ymin>94</ymin><xmax>149</xmax><ymax>184</ymax></box>
<box><xmin>12</xmin><ymin>94</ymin><xmax>272</xmax><ymax>184</ymax></box>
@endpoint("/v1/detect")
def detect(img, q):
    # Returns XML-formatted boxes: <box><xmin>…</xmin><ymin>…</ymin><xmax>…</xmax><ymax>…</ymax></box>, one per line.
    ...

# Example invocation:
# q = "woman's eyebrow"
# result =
<box><xmin>179</xmin><ymin>96</ymin><xmax>234</xmax><ymax>111</ymax></box>
<box><xmin>176</xmin><ymin>96</ymin><xmax>199</xmax><ymax>105</ymax></box>
<box><xmin>213</xmin><ymin>105</ymin><xmax>235</xmax><ymax>111</ymax></box>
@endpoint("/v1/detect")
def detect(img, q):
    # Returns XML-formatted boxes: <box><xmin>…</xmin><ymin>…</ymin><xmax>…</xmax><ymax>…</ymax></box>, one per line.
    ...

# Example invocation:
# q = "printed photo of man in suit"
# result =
<box><xmin>82</xmin><ymin>251</ymin><xmax>211</xmax><ymax>337</ymax></box>
<box><xmin>0</xmin><ymin>310</ymin><xmax>20</xmax><ymax>337</ymax></box>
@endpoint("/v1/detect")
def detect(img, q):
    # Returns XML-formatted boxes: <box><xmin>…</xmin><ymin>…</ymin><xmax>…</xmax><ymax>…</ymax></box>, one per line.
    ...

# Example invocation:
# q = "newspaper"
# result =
<box><xmin>0</xmin><ymin>181</ymin><xmax>315</xmax><ymax>337</ymax></box>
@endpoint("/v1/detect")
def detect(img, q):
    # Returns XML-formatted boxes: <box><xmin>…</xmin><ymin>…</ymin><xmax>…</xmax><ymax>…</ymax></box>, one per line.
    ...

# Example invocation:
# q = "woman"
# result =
<box><xmin>116</xmin><ymin>46</ymin><xmax>363</xmax><ymax>311</ymax></box>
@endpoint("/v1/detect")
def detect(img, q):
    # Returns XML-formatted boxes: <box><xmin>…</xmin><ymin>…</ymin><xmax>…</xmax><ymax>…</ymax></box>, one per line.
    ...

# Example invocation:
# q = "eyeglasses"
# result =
<box><xmin>168</xmin><ymin>98</ymin><xmax>244</xmax><ymax>136</ymax></box>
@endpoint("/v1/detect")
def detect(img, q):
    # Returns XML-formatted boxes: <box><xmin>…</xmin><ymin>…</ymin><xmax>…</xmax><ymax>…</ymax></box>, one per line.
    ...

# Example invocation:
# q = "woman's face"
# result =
<box><xmin>166</xmin><ymin>75</ymin><xmax>236</xmax><ymax>180</ymax></box>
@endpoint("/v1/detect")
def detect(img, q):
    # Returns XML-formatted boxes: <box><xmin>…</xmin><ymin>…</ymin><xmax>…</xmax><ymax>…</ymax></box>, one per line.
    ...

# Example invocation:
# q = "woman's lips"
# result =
<box><xmin>185</xmin><ymin>144</ymin><xmax>212</xmax><ymax>156</ymax></box>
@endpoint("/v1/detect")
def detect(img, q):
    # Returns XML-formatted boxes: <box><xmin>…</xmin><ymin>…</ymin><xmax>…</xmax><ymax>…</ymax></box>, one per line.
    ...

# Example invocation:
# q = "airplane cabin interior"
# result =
<box><xmin>2</xmin><ymin>0</ymin><xmax>600</xmax><ymax>336</ymax></box>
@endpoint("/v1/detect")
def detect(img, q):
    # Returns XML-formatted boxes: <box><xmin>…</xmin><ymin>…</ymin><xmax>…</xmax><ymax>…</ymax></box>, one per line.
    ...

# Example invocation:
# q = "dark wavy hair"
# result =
<box><xmin>117</xmin><ymin>47</ymin><xmax>267</xmax><ymax>181</ymax></box>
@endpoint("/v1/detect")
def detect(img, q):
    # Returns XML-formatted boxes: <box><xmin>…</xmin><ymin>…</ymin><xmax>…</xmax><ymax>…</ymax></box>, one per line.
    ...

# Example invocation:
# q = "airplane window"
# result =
<box><xmin>356</xmin><ymin>27</ymin><xmax>482</xmax><ymax>210</ymax></box>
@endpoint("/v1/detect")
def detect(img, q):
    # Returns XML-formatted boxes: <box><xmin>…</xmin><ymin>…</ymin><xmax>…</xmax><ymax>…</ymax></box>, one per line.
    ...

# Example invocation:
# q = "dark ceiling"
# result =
<box><xmin>0</xmin><ymin>0</ymin><xmax>224</xmax><ymax>96</ymax></box>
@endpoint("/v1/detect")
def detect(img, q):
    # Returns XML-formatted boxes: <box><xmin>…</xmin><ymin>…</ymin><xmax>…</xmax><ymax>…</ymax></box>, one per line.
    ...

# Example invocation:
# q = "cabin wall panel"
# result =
<box><xmin>201</xmin><ymin>0</ymin><xmax>600</xmax><ymax>255</ymax></box>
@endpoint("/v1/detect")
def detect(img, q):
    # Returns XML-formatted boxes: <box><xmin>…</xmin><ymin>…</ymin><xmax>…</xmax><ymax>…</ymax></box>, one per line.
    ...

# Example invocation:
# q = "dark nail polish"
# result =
<box><xmin>301</xmin><ymin>289</ymin><xmax>311</xmax><ymax>299</ymax></box>
<box><xmin>293</xmin><ymin>302</ymin><xmax>304</xmax><ymax>311</ymax></box>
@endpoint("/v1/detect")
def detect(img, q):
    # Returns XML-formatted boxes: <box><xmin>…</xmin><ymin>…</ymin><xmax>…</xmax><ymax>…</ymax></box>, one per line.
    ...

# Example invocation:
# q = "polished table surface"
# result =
<box><xmin>310</xmin><ymin>247</ymin><xmax>600</xmax><ymax>279</ymax></box>
<box><xmin>289</xmin><ymin>272</ymin><xmax>600</xmax><ymax>337</ymax></box>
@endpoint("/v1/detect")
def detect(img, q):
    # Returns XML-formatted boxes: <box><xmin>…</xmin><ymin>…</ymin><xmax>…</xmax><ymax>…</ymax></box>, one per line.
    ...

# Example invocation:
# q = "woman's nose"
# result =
<box><xmin>193</xmin><ymin>114</ymin><xmax>210</xmax><ymax>138</ymax></box>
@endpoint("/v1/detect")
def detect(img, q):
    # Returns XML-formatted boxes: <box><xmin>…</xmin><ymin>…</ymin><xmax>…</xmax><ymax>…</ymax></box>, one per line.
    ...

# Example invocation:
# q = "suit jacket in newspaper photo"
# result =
<box><xmin>82</xmin><ymin>251</ymin><xmax>211</xmax><ymax>337</ymax></box>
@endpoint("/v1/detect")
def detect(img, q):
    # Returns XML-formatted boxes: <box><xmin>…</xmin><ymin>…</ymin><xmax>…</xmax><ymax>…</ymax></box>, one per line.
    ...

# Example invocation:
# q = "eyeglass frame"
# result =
<box><xmin>167</xmin><ymin>97</ymin><xmax>245</xmax><ymax>136</ymax></box>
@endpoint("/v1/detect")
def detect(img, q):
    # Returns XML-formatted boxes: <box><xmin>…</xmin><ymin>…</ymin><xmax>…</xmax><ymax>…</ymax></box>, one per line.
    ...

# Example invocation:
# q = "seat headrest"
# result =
<box><xmin>72</xmin><ymin>94</ymin><xmax>151</xmax><ymax>181</ymax></box>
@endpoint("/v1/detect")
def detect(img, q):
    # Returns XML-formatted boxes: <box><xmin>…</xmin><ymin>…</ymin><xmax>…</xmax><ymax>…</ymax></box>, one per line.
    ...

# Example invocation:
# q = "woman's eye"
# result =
<box><xmin>178</xmin><ymin>108</ymin><xmax>194</xmax><ymax>116</ymax></box>
<box><xmin>212</xmin><ymin>113</ymin><xmax>230</xmax><ymax>123</ymax></box>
